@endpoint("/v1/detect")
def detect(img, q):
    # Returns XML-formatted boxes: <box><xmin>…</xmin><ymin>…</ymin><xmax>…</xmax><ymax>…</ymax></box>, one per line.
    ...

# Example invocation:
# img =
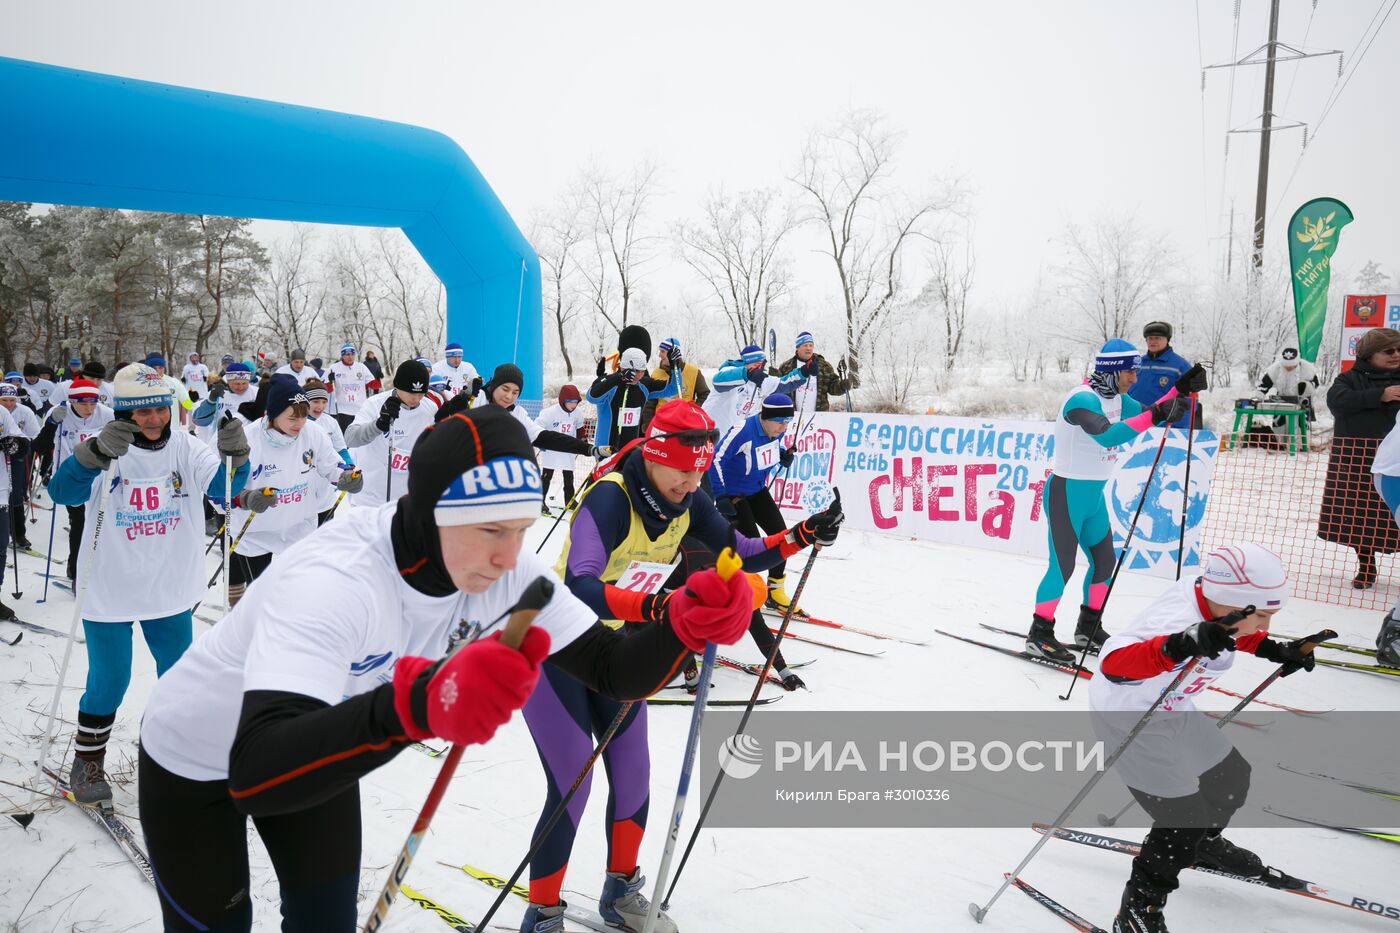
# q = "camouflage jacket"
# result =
<box><xmin>775</xmin><ymin>353</ymin><xmax>853</xmax><ymax>412</ymax></box>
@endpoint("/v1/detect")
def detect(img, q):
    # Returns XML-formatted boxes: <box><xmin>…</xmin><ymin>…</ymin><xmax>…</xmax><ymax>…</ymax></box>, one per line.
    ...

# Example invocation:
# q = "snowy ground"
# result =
<box><xmin>0</xmin><ymin>489</ymin><xmax>1395</xmax><ymax>932</ymax></box>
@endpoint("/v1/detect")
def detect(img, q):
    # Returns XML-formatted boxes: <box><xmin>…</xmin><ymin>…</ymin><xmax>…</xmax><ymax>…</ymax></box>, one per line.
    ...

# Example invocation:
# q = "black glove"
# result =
<box><xmin>0</xmin><ymin>436</ymin><xmax>20</xmax><ymax>457</ymax></box>
<box><xmin>640</xmin><ymin>591</ymin><xmax>672</xmax><ymax>625</ymax></box>
<box><xmin>779</xmin><ymin>446</ymin><xmax>795</xmax><ymax>469</ymax></box>
<box><xmin>207</xmin><ymin>381</ymin><xmax>226</xmax><ymax>401</ymax></box>
<box><xmin>746</xmin><ymin>367</ymin><xmax>765</xmax><ymax>387</ymax></box>
<box><xmin>668</xmin><ymin>346</ymin><xmax>684</xmax><ymax>368</ymax></box>
<box><xmin>1254</xmin><ymin>628</ymin><xmax>1336</xmax><ymax>677</ymax></box>
<box><xmin>188</xmin><ymin>389</ymin><xmax>200</xmax><ymax>403</ymax></box>
<box><xmin>791</xmin><ymin>489</ymin><xmax>844</xmax><ymax>548</ymax></box>
<box><xmin>73</xmin><ymin>420</ymin><xmax>140</xmax><ymax>470</ymax></box>
<box><xmin>1297</xmin><ymin>382</ymin><xmax>1308</xmax><ymax>397</ymax></box>
<box><xmin>1152</xmin><ymin>396</ymin><xmax>1190</xmax><ymax>425</ymax></box>
<box><xmin>237</xmin><ymin>487</ymin><xmax>279</xmax><ymax>514</ymax></box>
<box><xmin>1162</xmin><ymin>620</ymin><xmax>1237</xmax><ymax>662</ymax></box>
<box><xmin>1174</xmin><ymin>363</ymin><xmax>1208</xmax><ymax>395</ymax></box>
<box><xmin>620</xmin><ymin>368</ymin><xmax>641</xmax><ymax>386</ymax></box>
<box><xmin>801</xmin><ymin>357</ymin><xmax>819</xmax><ymax>378</ymax></box>
<box><xmin>778</xmin><ymin>668</ymin><xmax>806</xmax><ymax>691</ymax></box>
<box><xmin>376</xmin><ymin>395</ymin><xmax>403</xmax><ymax>432</ymax></box>
<box><xmin>469</xmin><ymin>376</ymin><xmax>484</xmax><ymax>399</ymax></box>
<box><xmin>596</xmin><ymin>357</ymin><xmax>607</xmax><ymax>378</ymax></box>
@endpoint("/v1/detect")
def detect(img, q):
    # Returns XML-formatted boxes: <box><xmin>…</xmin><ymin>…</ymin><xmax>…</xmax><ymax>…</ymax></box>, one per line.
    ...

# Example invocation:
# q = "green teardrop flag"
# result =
<box><xmin>1288</xmin><ymin>197</ymin><xmax>1354</xmax><ymax>363</ymax></box>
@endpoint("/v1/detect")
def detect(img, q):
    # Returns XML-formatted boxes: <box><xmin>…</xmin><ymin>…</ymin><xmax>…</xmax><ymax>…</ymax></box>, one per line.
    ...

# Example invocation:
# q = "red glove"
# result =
<box><xmin>392</xmin><ymin>627</ymin><xmax>551</xmax><ymax>745</ymax></box>
<box><xmin>666</xmin><ymin>568</ymin><xmax>753</xmax><ymax>652</ymax></box>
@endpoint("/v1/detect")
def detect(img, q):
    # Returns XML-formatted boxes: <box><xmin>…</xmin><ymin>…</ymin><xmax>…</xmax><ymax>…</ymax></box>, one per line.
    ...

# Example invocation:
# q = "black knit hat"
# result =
<box><xmin>82</xmin><ymin>360</ymin><xmax>107</xmax><ymax>381</ymax></box>
<box><xmin>265</xmin><ymin>374</ymin><xmax>308</xmax><ymax>423</ymax></box>
<box><xmin>618</xmin><ymin>324</ymin><xmax>652</xmax><ymax>359</ymax></box>
<box><xmin>393</xmin><ymin>359</ymin><xmax>430</xmax><ymax>394</ymax></box>
<box><xmin>484</xmin><ymin>363</ymin><xmax>524</xmax><ymax>401</ymax></box>
<box><xmin>1142</xmin><ymin>321</ymin><xmax>1172</xmax><ymax>341</ymax></box>
<box><xmin>394</xmin><ymin>405</ymin><xmax>541</xmax><ymax>597</ymax></box>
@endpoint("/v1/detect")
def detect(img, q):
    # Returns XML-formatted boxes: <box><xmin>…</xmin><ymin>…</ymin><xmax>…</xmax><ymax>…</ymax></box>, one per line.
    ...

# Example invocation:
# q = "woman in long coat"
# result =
<box><xmin>1321</xmin><ymin>327</ymin><xmax>1400</xmax><ymax>587</ymax></box>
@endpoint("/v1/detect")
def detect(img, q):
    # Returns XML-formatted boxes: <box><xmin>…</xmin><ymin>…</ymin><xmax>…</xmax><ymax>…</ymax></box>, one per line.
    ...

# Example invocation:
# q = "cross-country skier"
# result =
<box><xmin>32</xmin><ymin>379</ymin><xmax>114</xmax><ymax>585</ymax></box>
<box><xmin>192</xmin><ymin>363</ymin><xmax>258</xmax><ymax>440</ymax></box>
<box><xmin>224</xmin><ymin>376</ymin><xmax>362</xmax><ymax>606</ymax></box>
<box><xmin>273</xmin><ymin>348</ymin><xmax>316</xmax><ymax>387</ymax></box>
<box><xmin>20</xmin><ymin>362</ymin><xmax>57</xmax><ymax>414</ymax></box>
<box><xmin>774</xmin><ymin>331</ymin><xmax>854</xmax><ymax>414</ymax></box>
<box><xmin>344</xmin><ymin>359</ymin><xmax>435</xmax><ymax>508</ymax></box>
<box><xmin>182</xmin><ymin>353</ymin><xmax>209</xmax><ymax>404</ymax></box>
<box><xmin>588</xmin><ymin>325</ymin><xmax>678</xmax><ymax>452</ymax></box>
<box><xmin>0</xmin><ymin>384</ymin><xmax>40</xmax><ymax>551</ymax></box>
<box><xmin>443</xmin><ymin>363</ymin><xmax>594</xmax><ymax>466</ymax></box>
<box><xmin>536</xmin><ymin>383</ymin><xmax>587</xmax><ymax>513</ymax></box>
<box><xmin>432</xmin><ymin>341</ymin><xmax>480</xmax><ymax>395</ymax></box>
<box><xmin>1090</xmin><ymin>543</ymin><xmax>1326</xmax><ymax>933</ymax></box>
<box><xmin>524</xmin><ymin>400</ymin><xmax>843</xmax><ymax>933</ymax></box>
<box><xmin>640</xmin><ymin>337</ymin><xmax>709</xmax><ymax>430</ymax></box>
<box><xmin>708</xmin><ymin>392</ymin><xmax>807</xmax><ymax>621</ymax></box>
<box><xmin>702</xmin><ymin>343</ymin><xmax>804</xmax><ymax>443</ymax></box>
<box><xmin>1027</xmin><ymin>339</ymin><xmax>1204</xmax><ymax>662</ymax></box>
<box><xmin>0</xmin><ymin>402</ymin><xmax>23</xmax><ymax>621</ymax></box>
<box><xmin>325</xmin><ymin>343</ymin><xmax>376</xmax><ymax>431</ymax></box>
<box><xmin>300</xmin><ymin>377</ymin><xmax>355</xmax><ymax>525</ymax></box>
<box><xmin>47</xmin><ymin>363</ymin><xmax>250</xmax><ymax>804</ymax></box>
<box><xmin>135</xmin><ymin>403</ymin><xmax>758</xmax><ymax>932</ymax></box>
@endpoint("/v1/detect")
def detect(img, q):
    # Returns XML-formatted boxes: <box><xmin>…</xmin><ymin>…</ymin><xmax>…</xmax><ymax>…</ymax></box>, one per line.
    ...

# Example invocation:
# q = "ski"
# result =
<box><xmin>449</xmin><ymin>861</ymin><xmax>619</xmax><ymax>933</ymax></box>
<box><xmin>718</xmin><ymin>654</ymin><xmax>814</xmax><ymax>686</ymax></box>
<box><xmin>649</xmin><ymin>695</ymin><xmax>782</xmax><ymax>707</ymax></box>
<box><xmin>17</xmin><ymin>546</ymin><xmax>50</xmax><ymax>561</ymax></box>
<box><xmin>413</xmin><ymin>741</ymin><xmax>448</xmax><ymax>758</ymax></box>
<box><xmin>401</xmin><ymin>883</ymin><xmax>478</xmax><ymax>932</ymax></box>
<box><xmin>1007</xmin><ymin>873</ymin><xmax>1108</xmax><ymax>932</ymax></box>
<box><xmin>1273</xmin><ymin>631</ymin><xmax>1377</xmax><ymax>658</ymax></box>
<box><xmin>1033</xmin><ymin>822</ymin><xmax>1400</xmax><ymax>920</ymax></box>
<box><xmin>32</xmin><ymin>571</ymin><xmax>73</xmax><ymax>594</ymax></box>
<box><xmin>762</xmin><ymin>607</ymin><xmax>928</xmax><ymax>645</ymax></box>
<box><xmin>43</xmin><ymin>767</ymin><xmax>155</xmax><ymax>885</ymax></box>
<box><xmin>937</xmin><ymin>629</ymin><xmax>1091</xmax><ymax>678</ymax></box>
<box><xmin>1313</xmin><ymin>656</ymin><xmax>1400</xmax><ymax>677</ymax></box>
<box><xmin>1</xmin><ymin>627</ymin><xmax>20</xmax><ymax>646</ymax></box>
<box><xmin>1260</xmin><ymin>806</ymin><xmax>1400</xmax><ymax>846</ymax></box>
<box><xmin>976</xmin><ymin>623</ymin><xmax>1329</xmax><ymax>715</ymax></box>
<box><xmin>5</xmin><ymin>616</ymin><xmax>83</xmax><ymax>643</ymax></box>
<box><xmin>765</xmin><ymin>626</ymin><xmax>884</xmax><ymax>657</ymax></box>
<box><xmin>1277</xmin><ymin>762</ymin><xmax>1400</xmax><ymax>802</ymax></box>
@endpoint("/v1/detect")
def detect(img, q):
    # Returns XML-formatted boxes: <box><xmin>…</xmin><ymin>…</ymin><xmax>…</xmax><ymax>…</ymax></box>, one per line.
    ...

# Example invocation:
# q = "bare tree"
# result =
<box><xmin>1058</xmin><ymin>215</ymin><xmax>1168</xmax><ymax>347</ymax></box>
<box><xmin>575</xmin><ymin>161</ymin><xmax>662</xmax><ymax>331</ymax></box>
<box><xmin>676</xmin><ymin>186</ymin><xmax>797</xmax><ymax>349</ymax></box>
<box><xmin>330</xmin><ymin>233</ymin><xmax>383</xmax><ymax>360</ymax></box>
<box><xmin>373</xmin><ymin>228</ymin><xmax>442</xmax><ymax>359</ymax></box>
<box><xmin>253</xmin><ymin>225</ymin><xmax>327</xmax><ymax>356</ymax></box>
<box><xmin>532</xmin><ymin>205</ymin><xmax>587</xmax><ymax>379</ymax></box>
<box><xmin>148</xmin><ymin>214</ymin><xmax>202</xmax><ymax>361</ymax></box>
<box><xmin>791</xmin><ymin>108</ymin><xmax>964</xmax><ymax>380</ymax></box>
<box><xmin>924</xmin><ymin>232</ymin><xmax>976</xmax><ymax>374</ymax></box>
<box><xmin>1354</xmin><ymin>259</ymin><xmax>1390</xmax><ymax>294</ymax></box>
<box><xmin>192</xmin><ymin>215</ymin><xmax>267</xmax><ymax>357</ymax></box>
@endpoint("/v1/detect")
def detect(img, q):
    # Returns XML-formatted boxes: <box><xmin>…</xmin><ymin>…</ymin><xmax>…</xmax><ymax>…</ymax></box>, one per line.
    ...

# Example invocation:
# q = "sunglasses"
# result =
<box><xmin>663</xmin><ymin>428</ymin><xmax>720</xmax><ymax>446</ymax></box>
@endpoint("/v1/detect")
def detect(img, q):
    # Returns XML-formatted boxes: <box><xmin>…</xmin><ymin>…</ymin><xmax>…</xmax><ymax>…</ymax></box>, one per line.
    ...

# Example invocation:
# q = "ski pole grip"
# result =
<box><xmin>1298</xmin><ymin>628</ymin><xmax>1338</xmax><ymax>653</ymax></box>
<box><xmin>501</xmin><ymin>576</ymin><xmax>554</xmax><ymax>650</ymax></box>
<box><xmin>715</xmin><ymin>547</ymin><xmax>741</xmax><ymax>583</ymax></box>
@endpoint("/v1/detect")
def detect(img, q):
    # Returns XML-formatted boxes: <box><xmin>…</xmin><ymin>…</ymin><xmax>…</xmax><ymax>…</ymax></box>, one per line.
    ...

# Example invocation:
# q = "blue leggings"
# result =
<box><xmin>1033</xmin><ymin>474</ymin><xmax>1114</xmax><ymax>620</ymax></box>
<box><xmin>80</xmin><ymin>611</ymin><xmax>193</xmax><ymax>716</ymax></box>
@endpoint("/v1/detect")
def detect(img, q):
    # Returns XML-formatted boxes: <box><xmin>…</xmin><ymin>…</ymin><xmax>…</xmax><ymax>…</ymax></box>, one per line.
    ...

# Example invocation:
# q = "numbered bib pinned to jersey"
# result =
<box><xmin>616</xmin><ymin>559</ymin><xmax>677</xmax><ymax>595</ymax></box>
<box><xmin>619</xmin><ymin>407</ymin><xmax>641</xmax><ymax>428</ymax></box>
<box><xmin>755</xmin><ymin>440</ymin><xmax>781</xmax><ymax>471</ymax></box>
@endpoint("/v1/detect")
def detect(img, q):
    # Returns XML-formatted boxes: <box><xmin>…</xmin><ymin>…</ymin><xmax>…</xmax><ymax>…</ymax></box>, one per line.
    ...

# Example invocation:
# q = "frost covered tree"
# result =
<box><xmin>1057</xmin><ymin>215</ymin><xmax>1168</xmax><ymax>348</ymax></box>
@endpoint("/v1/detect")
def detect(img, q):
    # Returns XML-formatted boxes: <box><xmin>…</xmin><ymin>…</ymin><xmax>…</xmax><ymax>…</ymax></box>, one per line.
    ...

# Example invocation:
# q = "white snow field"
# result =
<box><xmin>0</xmin><ymin>494</ymin><xmax>1394</xmax><ymax>932</ymax></box>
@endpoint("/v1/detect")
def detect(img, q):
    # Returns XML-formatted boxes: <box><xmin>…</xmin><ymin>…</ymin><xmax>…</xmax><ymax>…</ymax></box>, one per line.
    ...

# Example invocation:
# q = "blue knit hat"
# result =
<box><xmin>445</xmin><ymin>342</ymin><xmax>463</xmax><ymax>357</ymax></box>
<box><xmin>339</xmin><ymin>342</ymin><xmax>356</xmax><ymax>356</ymax></box>
<box><xmin>795</xmin><ymin>331</ymin><xmax>814</xmax><ymax>349</ymax></box>
<box><xmin>660</xmin><ymin>337</ymin><xmax>680</xmax><ymax>353</ymax></box>
<box><xmin>3</xmin><ymin>371</ymin><xmax>20</xmax><ymax>383</ymax></box>
<box><xmin>224</xmin><ymin>362</ymin><xmax>253</xmax><ymax>382</ymax></box>
<box><xmin>145</xmin><ymin>353</ymin><xmax>166</xmax><ymax>368</ymax></box>
<box><xmin>265</xmin><ymin>374</ymin><xmax>308</xmax><ymax>423</ymax></box>
<box><xmin>741</xmin><ymin>344</ymin><xmax>766</xmax><ymax>366</ymax></box>
<box><xmin>760</xmin><ymin>393</ymin><xmax>795</xmax><ymax>421</ymax></box>
<box><xmin>1094</xmin><ymin>339</ymin><xmax>1141</xmax><ymax>373</ymax></box>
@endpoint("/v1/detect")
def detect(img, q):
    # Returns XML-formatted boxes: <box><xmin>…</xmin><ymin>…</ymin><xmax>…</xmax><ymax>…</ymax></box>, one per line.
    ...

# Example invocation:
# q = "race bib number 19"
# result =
<box><xmin>619</xmin><ymin>407</ymin><xmax>641</xmax><ymax>427</ymax></box>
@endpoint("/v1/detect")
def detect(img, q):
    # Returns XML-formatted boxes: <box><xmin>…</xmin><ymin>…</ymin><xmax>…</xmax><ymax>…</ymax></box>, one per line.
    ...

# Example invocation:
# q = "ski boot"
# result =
<box><xmin>1026</xmin><ymin>615</ymin><xmax>1075</xmax><ymax>664</ymax></box>
<box><xmin>519</xmin><ymin>901</ymin><xmax>566</xmax><ymax>933</ymax></box>
<box><xmin>764</xmin><ymin>575</ymin><xmax>803</xmax><ymax>617</ymax></box>
<box><xmin>1074</xmin><ymin>604</ymin><xmax>1109</xmax><ymax>654</ymax></box>
<box><xmin>599</xmin><ymin>868</ymin><xmax>676</xmax><ymax>933</ymax></box>
<box><xmin>1194</xmin><ymin>832</ymin><xmax>1264</xmax><ymax>877</ymax></box>
<box><xmin>682</xmin><ymin>657</ymin><xmax>710</xmax><ymax>695</ymax></box>
<box><xmin>0</xmin><ymin>600</ymin><xmax>15</xmax><ymax>622</ymax></box>
<box><xmin>1376</xmin><ymin>611</ymin><xmax>1400</xmax><ymax>669</ymax></box>
<box><xmin>541</xmin><ymin>503</ymin><xmax>554</xmax><ymax>517</ymax></box>
<box><xmin>1112</xmin><ymin>872</ymin><xmax>1170</xmax><ymax>933</ymax></box>
<box><xmin>776</xmin><ymin>667</ymin><xmax>806</xmax><ymax>691</ymax></box>
<box><xmin>68</xmin><ymin>749</ymin><xmax>113</xmax><ymax>808</ymax></box>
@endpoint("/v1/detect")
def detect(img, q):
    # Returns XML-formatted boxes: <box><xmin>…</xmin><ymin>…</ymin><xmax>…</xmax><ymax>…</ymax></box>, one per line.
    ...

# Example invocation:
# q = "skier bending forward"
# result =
<box><xmin>136</xmin><ymin>405</ymin><xmax>758</xmax><ymax>933</ymax></box>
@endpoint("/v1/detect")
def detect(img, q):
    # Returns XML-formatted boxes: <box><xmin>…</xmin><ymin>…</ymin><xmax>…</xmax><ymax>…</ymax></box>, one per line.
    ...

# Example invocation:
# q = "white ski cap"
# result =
<box><xmin>1200</xmin><ymin>543</ymin><xmax>1289</xmax><ymax>611</ymax></box>
<box><xmin>619</xmin><ymin>347</ymin><xmax>648</xmax><ymax>372</ymax></box>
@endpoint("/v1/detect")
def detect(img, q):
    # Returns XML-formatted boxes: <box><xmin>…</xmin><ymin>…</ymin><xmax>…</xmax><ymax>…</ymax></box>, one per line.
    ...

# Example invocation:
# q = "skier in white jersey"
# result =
<box><xmin>431</xmin><ymin>341</ymin><xmax>480</xmax><ymax>396</ymax></box>
<box><xmin>181</xmin><ymin>352</ymin><xmax>210</xmax><ymax>405</ymax></box>
<box><xmin>326</xmin><ymin>342</ymin><xmax>376</xmax><ymax>431</ymax></box>
<box><xmin>1090</xmin><ymin>543</ymin><xmax>1328</xmax><ymax>933</ymax></box>
<box><xmin>32</xmin><ymin>379</ymin><xmax>114</xmax><ymax>584</ymax></box>
<box><xmin>47</xmin><ymin>364</ymin><xmax>250</xmax><ymax>805</ymax></box>
<box><xmin>274</xmin><ymin>347</ymin><xmax>316</xmax><ymax>387</ymax></box>
<box><xmin>437</xmin><ymin>363</ymin><xmax>594</xmax><ymax>470</ymax></box>
<box><xmin>345</xmin><ymin>359</ymin><xmax>436</xmax><ymax>507</ymax></box>
<box><xmin>702</xmin><ymin>343</ymin><xmax>804</xmax><ymax>443</ymax></box>
<box><xmin>192</xmin><ymin>363</ymin><xmax>259</xmax><ymax>440</ymax></box>
<box><xmin>20</xmin><ymin>363</ymin><xmax>57</xmax><ymax>414</ymax></box>
<box><xmin>0</xmin><ymin>383</ymin><xmax>41</xmax><ymax>550</ymax></box>
<box><xmin>301</xmin><ymin>377</ymin><xmax>354</xmax><ymax>524</ymax></box>
<box><xmin>225</xmin><ymin>376</ymin><xmax>362</xmax><ymax>607</ymax></box>
<box><xmin>536</xmin><ymin>383</ymin><xmax>587</xmax><ymax>512</ymax></box>
<box><xmin>0</xmin><ymin>403</ymin><xmax>23</xmax><ymax>621</ymax></box>
<box><xmin>135</xmin><ymin>404</ymin><xmax>757</xmax><ymax>932</ymax></box>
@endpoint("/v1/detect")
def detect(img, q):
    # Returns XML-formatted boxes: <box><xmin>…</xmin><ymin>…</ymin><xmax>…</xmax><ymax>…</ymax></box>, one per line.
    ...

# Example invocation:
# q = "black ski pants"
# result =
<box><xmin>727</xmin><ymin>488</ymin><xmax>788</xmax><ymax>580</ymax></box>
<box><xmin>1128</xmin><ymin>747</ymin><xmax>1252</xmax><ymax>894</ymax></box>
<box><xmin>139</xmin><ymin>744</ymin><xmax>360</xmax><ymax>932</ymax></box>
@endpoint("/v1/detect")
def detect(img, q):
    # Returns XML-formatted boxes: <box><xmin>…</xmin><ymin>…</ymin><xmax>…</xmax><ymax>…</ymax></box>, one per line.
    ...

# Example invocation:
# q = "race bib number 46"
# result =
<box><xmin>616</xmin><ymin>560</ymin><xmax>676</xmax><ymax>595</ymax></box>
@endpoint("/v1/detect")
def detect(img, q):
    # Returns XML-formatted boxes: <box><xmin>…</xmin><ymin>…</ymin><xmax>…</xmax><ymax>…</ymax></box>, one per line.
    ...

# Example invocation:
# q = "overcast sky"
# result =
<box><xmin>3</xmin><ymin>0</ymin><xmax>1396</xmax><ymax>324</ymax></box>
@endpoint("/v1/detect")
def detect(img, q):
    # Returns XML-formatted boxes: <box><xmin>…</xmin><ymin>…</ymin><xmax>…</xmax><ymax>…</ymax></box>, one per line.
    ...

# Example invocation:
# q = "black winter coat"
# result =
<box><xmin>1326</xmin><ymin>360</ymin><xmax>1400</xmax><ymax>439</ymax></box>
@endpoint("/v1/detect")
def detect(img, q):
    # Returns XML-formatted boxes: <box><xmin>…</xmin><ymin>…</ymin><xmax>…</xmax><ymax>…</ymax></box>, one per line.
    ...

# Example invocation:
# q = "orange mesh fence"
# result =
<box><xmin>1197</xmin><ymin>434</ymin><xmax>1399</xmax><ymax>611</ymax></box>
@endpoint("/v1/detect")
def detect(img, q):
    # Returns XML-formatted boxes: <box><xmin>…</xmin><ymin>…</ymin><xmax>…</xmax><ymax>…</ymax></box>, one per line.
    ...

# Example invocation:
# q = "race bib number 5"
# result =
<box><xmin>616</xmin><ymin>560</ymin><xmax>676</xmax><ymax>595</ymax></box>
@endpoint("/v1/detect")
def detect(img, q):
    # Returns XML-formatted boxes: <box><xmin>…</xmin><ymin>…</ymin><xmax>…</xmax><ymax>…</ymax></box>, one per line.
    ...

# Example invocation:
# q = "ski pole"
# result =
<box><xmin>1059</xmin><ymin>423</ymin><xmax>1173</xmax><ymax>701</ymax></box>
<box><xmin>473</xmin><ymin>699</ymin><xmax>635</xmax><ymax>932</ymax></box>
<box><xmin>643</xmin><ymin>547</ymin><xmax>742</xmax><ymax>933</ymax></box>
<box><xmin>222</xmin><ymin>454</ymin><xmax>231</xmax><ymax>612</ymax></box>
<box><xmin>662</xmin><ymin>536</ymin><xmax>825</xmax><ymax>908</ymax></box>
<box><xmin>363</xmin><ymin>576</ymin><xmax>554</xmax><ymax>933</ymax></box>
<box><xmin>17</xmin><ymin>465</ymin><xmax>114</xmax><ymax>828</ymax></box>
<box><xmin>968</xmin><ymin>645</ymin><xmax>1211</xmax><ymax>924</ymax></box>
<box><xmin>9</xmin><ymin>522</ymin><xmax>19</xmax><ymax>600</ymax></box>
<box><xmin>36</xmin><ymin>481</ymin><xmax>58</xmax><ymax>604</ymax></box>
<box><xmin>1174</xmin><ymin>394</ymin><xmax>1199</xmax><ymax>581</ymax></box>
<box><xmin>203</xmin><ymin>500</ymin><xmax>266</xmax><ymax>591</ymax></box>
<box><xmin>533</xmin><ymin>435</ymin><xmax>647</xmax><ymax>556</ymax></box>
<box><xmin>1097</xmin><ymin>627</ymin><xmax>1335</xmax><ymax>827</ymax></box>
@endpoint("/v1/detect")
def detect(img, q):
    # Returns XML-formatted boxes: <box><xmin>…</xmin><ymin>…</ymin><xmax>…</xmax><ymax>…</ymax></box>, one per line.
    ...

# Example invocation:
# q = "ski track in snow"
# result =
<box><xmin>0</xmin><ymin>503</ymin><xmax>1394</xmax><ymax>931</ymax></box>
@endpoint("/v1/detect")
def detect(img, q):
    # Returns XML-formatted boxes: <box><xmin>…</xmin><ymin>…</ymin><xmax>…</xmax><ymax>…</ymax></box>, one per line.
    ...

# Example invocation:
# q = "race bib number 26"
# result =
<box><xmin>616</xmin><ymin>560</ymin><xmax>676</xmax><ymax>595</ymax></box>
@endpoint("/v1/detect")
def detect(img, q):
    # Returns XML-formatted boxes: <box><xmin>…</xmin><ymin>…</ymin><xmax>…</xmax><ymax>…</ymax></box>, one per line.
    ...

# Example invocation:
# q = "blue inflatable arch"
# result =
<box><xmin>0</xmin><ymin>56</ymin><xmax>542</xmax><ymax>401</ymax></box>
